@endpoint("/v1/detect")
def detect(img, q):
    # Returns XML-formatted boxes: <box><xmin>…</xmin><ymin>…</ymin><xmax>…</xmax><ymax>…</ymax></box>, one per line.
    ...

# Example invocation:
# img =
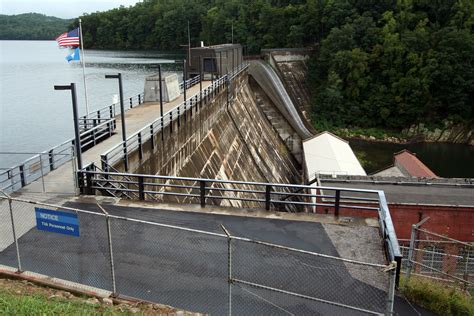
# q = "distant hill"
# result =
<box><xmin>0</xmin><ymin>13</ymin><xmax>72</xmax><ymax>40</ymax></box>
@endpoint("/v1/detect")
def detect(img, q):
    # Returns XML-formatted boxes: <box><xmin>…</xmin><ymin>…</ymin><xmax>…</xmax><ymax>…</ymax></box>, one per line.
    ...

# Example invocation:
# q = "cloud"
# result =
<box><xmin>0</xmin><ymin>0</ymin><xmax>141</xmax><ymax>19</ymax></box>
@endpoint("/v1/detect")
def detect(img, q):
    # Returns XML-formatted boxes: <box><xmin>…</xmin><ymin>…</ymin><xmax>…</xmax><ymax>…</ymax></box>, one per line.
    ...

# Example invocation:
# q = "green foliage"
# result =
<box><xmin>308</xmin><ymin>0</ymin><xmax>474</xmax><ymax>130</ymax></box>
<box><xmin>6</xmin><ymin>1</ymin><xmax>470</xmax><ymax>132</ymax></box>
<box><xmin>400</xmin><ymin>276</ymin><xmax>474</xmax><ymax>316</ymax></box>
<box><xmin>0</xmin><ymin>13</ymin><xmax>71</xmax><ymax>40</ymax></box>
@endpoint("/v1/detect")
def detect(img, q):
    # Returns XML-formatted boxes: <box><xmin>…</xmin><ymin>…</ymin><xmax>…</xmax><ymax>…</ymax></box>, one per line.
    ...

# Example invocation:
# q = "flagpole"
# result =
<box><xmin>78</xmin><ymin>18</ymin><xmax>90</xmax><ymax>116</ymax></box>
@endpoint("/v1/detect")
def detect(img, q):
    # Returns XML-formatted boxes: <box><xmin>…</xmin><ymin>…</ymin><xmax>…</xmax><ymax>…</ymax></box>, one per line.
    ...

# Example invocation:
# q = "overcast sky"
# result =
<box><xmin>0</xmin><ymin>0</ymin><xmax>142</xmax><ymax>19</ymax></box>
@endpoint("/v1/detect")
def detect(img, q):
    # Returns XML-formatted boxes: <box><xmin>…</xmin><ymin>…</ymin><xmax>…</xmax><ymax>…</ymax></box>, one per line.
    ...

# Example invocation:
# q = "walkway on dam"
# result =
<box><xmin>19</xmin><ymin>81</ymin><xmax>212</xmax><ymax>195</ymax></box>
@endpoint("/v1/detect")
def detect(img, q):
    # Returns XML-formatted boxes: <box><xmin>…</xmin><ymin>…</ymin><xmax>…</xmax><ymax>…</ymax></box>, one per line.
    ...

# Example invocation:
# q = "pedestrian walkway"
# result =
<box><xmin>20</xmin><ymin>81</ymin><xmax>212</xmax><ymax>195</ymax></box>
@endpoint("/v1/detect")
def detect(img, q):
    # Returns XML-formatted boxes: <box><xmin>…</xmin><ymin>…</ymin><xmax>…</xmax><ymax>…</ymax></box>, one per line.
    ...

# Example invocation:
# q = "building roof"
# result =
<box><xmin>373</xmin><ymin>149</ymin><xmax>438</xmax><ymax>178</ymax></box>
<box><xmin>303</xmin><ymin>131</ymin><xmax>366</xmax><ymax>177</ymax></box>
<box><xmin>394</xmin><ymin>150</ymin><xmax>437</xmax><ymax>178</ymax></box>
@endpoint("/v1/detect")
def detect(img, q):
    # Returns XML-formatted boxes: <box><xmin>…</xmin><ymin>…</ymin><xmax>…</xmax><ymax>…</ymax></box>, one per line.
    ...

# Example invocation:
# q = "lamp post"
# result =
<box><xmin>54</xmin><ymin>83</ymin><xmax>82</xmax><ymax>171</ymax></box>
<box><xmin>183</xmin><ymin>59</ymin><xmax>187</xmax><ymax>106</ymax></box>
<box><xmin>158</xmin><ymin>64</ymin><xmax>164</xmax><ymax>141</ymax></box>
<box><xmin>105</xmin><ymin>73</ymin><xmax>128</xmax><ymax>171</ymax></box>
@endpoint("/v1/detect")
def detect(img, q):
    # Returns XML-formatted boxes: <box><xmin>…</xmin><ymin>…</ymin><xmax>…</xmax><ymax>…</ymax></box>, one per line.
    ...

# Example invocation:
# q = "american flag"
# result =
<box><xmin>56</xmin><ymin>28</ymin><xmax>80</xmax><ymax>47</ymax></box>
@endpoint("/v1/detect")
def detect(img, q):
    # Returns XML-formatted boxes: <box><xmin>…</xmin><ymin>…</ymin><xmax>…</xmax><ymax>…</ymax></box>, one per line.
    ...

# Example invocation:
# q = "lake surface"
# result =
<box><xmin>0</xmin><ymin>40</ymin><xmax>182</xmax><ymax>167</ymax></box>
<box><xmin>350</xmin><ymin>139</ymin><xmax>474</xmax><ymax>178</ymax></box>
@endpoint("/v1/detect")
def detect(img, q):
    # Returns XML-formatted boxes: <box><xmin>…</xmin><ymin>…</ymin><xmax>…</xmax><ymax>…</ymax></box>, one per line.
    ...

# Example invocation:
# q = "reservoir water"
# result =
<box><xmin>1</xmin><ymin>41</ymin><xmax>471</xmax><ymax>178</ymax></box>
<box><xmin>350</xmin><ymin>139</ymin><xmax>474</xmax><ymax>178</ymax></box>
<box><xmin>0</xmin><ymin>40</ymin><xmax>181</xmax><ymax>167</ymax></box>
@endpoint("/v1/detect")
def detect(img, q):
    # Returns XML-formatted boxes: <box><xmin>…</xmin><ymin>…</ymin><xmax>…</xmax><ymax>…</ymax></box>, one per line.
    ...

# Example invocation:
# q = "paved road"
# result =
<box><xmin>0</xmin><ymin>203</ymin><xmax>432</xmax><ymax>315</ymax></box>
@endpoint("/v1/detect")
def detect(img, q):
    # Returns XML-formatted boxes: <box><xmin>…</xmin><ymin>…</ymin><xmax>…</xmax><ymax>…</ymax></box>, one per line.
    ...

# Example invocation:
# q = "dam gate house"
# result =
<box><xmin>187</xmin><ymin>44</ymin><xmax>243</xmax><ymax>79</ymax></box>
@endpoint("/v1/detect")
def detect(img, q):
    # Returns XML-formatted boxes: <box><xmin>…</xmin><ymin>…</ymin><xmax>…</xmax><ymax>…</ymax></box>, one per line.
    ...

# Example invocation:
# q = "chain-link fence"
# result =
<box><xmin>401</xmin><ymin>220</ymin><xmax>473</xmax><ymax>291</ymax></box>
<box><xmin>0</xmin><ymin>193</ymin><xmax>396</xmax><ymax>315</ymax></box>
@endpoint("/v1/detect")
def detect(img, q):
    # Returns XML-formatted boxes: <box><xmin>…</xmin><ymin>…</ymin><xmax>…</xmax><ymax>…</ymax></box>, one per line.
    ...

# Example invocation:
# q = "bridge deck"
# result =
<box><xmin>19</xmin><ymin>81</ymin><xmax>212</xmax><ymax>195</ymax></box>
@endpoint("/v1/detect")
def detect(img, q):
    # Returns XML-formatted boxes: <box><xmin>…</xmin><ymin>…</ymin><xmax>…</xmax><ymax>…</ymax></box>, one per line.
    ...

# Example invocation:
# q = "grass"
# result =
<box><xmin>400</xmin><ymin>276</ymin><xmax>474</xmax><ymax>316</ymax></box>
<box><xmin>0</xmin><ymin>277</ymin><xmax>177</xmax><ymax>315</ymax></box>
<box><xmin>0</xmin><ymin>291</ymin><xmax>124</xmax><ymax>315</ymax></box>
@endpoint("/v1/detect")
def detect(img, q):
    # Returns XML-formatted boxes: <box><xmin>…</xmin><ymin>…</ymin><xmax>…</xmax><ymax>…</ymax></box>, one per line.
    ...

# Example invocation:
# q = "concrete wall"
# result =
<box><xmin>114</xmin><ymin>71</ymin><xmax>301</xmax><ymax>210</ymax></box>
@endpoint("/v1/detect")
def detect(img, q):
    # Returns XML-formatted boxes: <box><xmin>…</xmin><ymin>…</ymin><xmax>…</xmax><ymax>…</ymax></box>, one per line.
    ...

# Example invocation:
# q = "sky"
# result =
<box><xmin>0</xmin><ymin>0</ymin><xmax>142</xmax><ymax>19</ymax></box>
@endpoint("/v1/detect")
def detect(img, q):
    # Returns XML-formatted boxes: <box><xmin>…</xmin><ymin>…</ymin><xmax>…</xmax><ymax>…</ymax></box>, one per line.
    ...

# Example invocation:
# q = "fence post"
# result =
<box><xmin>386</xmin><ymin>261</ymin><xmax>397</xmax><ymax>316</ymax></box>
<box><xmin>334</xmin><ymin>190</ymin><xmax>340</xmax><ymax>217</ymax></box>
<box><xmin>49</xmin><ymin>149</ymin><xmax>54</xmax><ymax>171</ymax></box>
<box><xmin>123</xmin><ymin>143</ymin><xmax>129</xmax><ymax>172</ymax></box>
<box><xmin>86</xmin><ymin>172</ymin><xmax>95</xmax><ymax>195</ymax></box>
<box><xmin>138</xmin><ymin>132</ymin><xmax>143</xmax><ymax>160</ymax></box>
<box><xmin>129</xmin><ymin>97</ymin><xmax>133</xmax><ymax>108</ymax></box>
<box><xmin>106</xmin><ymin>214</ymin><xmax>117</xmax><ymax>295</ymax></box>
<box><xmin>177</xmin><ymin>106</ymin><xmax>181</xmax><ymax>127</ymax></box>
<box><xmin>138</xmin><ymin>176</ymin><xmax>145</xmax><ymax>200</ymax></box>
<box><xmin>138</xmin><ymin>94</ymin><xmax>141</xmax><ymax>104</ymax></box>
<box><xmin>19</xmin><ymin>165</ymin><xmax>26</xmax><ymax>187</ymax></box>
<box><xmin>265</xmin><ymin>185</ymin><xmax>272</xmax><ymax>211</ymax></box>
<box><xmin>170</xmin><ymin>112</ymin><xmax>173</xmax><ymax>134</ymax></box>
<box><xmin>406</xmin><ymin>224</ymin><xmax>417</xmax><ymax>280</ymax></box>
<box><xmin>39</xmin><ymin>154</ymin><xmax>46</xmax><ymax>192</ymax></box>
<box><xmin>150</xmin><ymin>125</ymin><xmax>155</xmax><ymax>150</ymax></box>
<box><xmin>7</xmin><ymin>197</ymin><xmax>22</xmax><ymax>272</ymax></box>
<box><xmin>200</xmin><ymin>180</ymin><xmax>206</xmax><ymax>207</ymax></box>
<box><xmin>221</xmin><ymin>225</ymin><xmax>232</xmax><ymax>316</ymax></box>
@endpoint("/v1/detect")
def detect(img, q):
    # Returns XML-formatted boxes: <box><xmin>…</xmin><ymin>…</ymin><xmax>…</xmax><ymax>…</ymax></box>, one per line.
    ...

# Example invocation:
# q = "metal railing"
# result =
<box><xmin>0</xmin><ymin>140</ymin><xmax>76</xmax><ymax>193</ymax></box>
<box><xmin>77</xmin><ymin>166</ymin><xmax>402</xmax><ymax>279</ymax></box>
<box><xmin>79</xmin><ymin>75</ymin><xmax>201</xmax><ymax>130</ymax></box>
<box><xmin>79</xmin><ymin>92</ymin><xmax>144</xmax><ymax>125</ymax></box>
<box><xmin>0</xmin><ymin>192</ymin><xmax>396</xmax><ymax>315</ymax></box>
<box><xmin>0</xmin><ymin>87</ymin><xmax>154</xmax><ymax>194</ymax></box>
<box><xmin>101</xmin><ymin>63</ymin><xmax>248</xmax><ymax>170</ymax></box>
<box><xmin>179</xmin><ymin>75</ymin><xmax>201</xmax><ymax>91</ymax></box>
<box><xmin>0</xmin><ymin>118</ymin><xmax>114</xmax><ymax>193</ymax></box>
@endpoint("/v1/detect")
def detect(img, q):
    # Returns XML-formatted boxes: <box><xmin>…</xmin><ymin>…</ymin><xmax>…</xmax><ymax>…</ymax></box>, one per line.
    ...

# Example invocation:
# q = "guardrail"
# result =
<box><xmin>77</xmin><ymin>165</ymin><xmax>402</xmax><ymax>284</ymax></box>
<box><xmin>79</xmin><ymin>76</ymin><xmax>202</xmax><ymax>129</ymax></box>
<box><xmin>79</xmin><ymin>92</ymin><xmax>144</xmax><ymax>127</ymax></box>
<box><xmin>0</xmin><ymin>143</ymin><xmax>74</xmax><ymax>193</ymax></box>
<box><xmin>179</xmin><ymin>75</ymin><xmax>201</xmax><ymax>91</ymax></box>
<box><xmin>0</xmin><ymin>118</ymin><xmax>115</xmax><ymax>193</ymax></box>
<box><xmin>101</xmin><ymin>63</ymin><xmax>248</xmax><ymax>170</ymax></box>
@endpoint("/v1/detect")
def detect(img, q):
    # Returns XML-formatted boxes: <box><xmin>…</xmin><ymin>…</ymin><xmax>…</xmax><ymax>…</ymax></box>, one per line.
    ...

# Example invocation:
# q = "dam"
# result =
<box><xmin>1</xmin><ymin>44</ymin><xmax>415</xmax><ymax>315</ymax></box>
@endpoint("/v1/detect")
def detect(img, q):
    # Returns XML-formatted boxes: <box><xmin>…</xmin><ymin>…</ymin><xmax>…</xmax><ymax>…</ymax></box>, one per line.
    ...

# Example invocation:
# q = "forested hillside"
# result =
<box><xmin>0</xmin><ymin>13</ymin><xmax>71</xmax><ymax>40</ymax></box>
<box><xmin>78</xmin><ymin>0</ymin><xmax>473</xmax><ymax>132</ymax></box>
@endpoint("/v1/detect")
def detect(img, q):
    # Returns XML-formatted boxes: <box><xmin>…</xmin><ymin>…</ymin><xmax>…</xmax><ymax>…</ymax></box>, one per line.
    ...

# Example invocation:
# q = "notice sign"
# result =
<box><xmin>35</xmin><ymin>208</ymin><xmax>80</xmax><ymax>237</ymax></box>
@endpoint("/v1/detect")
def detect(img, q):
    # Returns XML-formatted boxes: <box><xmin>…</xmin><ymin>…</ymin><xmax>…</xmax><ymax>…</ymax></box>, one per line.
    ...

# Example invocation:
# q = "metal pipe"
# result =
<box><xmin>221</xmin><ymin>225</ymin><xmax>232</xmax><ymax>316</ymax></box>
<box><xmin>95</xmin><ymin>203</ymin><xmax>117</xmax><ymax>294</ymax></box>
<box><xmin>386</xmin><ymin>262</ymin><xmax>397</xmax><ymax>315</ymax></box>
<box><xmin>233</xmin><ymin>278</ymin><xmax>381</xmax><ymax>315</ymax></box>
<box><xmin>8</xmin><ymin>197</ymin><xmax>22</xmax><ymax>272</ymax></box>
<box><xmin>39</xmin><ymin>154</ymin><xmax>45</xmax><ymax>192</ymax></box>
<box><xmin>159</xmin><ymin>65</ymin><xmax>164</xmax><ymax>141</ymax></box>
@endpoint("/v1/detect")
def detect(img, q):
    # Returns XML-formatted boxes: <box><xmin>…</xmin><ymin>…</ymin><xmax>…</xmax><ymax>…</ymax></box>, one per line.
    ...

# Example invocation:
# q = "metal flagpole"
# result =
<box><xmin>78</xmin><ymin>18</ymin><xmax>90</xmax><ymax>115</ymax></box>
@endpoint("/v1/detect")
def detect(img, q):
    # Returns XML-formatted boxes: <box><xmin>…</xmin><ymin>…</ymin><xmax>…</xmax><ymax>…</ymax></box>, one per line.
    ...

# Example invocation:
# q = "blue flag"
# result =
<box><xmin>66</xmin><ymin>47</ymin><xmax>80</xmax><ymax>63</ymax></box>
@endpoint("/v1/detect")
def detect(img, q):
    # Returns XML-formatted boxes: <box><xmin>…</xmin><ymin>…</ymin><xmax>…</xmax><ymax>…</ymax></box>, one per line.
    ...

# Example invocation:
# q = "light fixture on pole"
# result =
<box><xmin>105</xmin><ymin>73</ymin><xmax>128</xmax><ymax>171</ymax></box>
<box><xmin>54</xmin><ymin>83</ymin><xmax>82</xmax><ymax>171</ymax></box>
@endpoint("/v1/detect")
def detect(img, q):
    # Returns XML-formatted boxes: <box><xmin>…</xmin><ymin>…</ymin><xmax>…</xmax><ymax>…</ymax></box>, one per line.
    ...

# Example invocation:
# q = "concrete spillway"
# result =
<box><xmin>119</xmin><ymin>70</ymin><xmax>302</xmax><ymax>210</ymax></box>
<box><xmin>248</xmin><ymin>60</ymin><xmax>313</xmax><ymax>140</ymax></box>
